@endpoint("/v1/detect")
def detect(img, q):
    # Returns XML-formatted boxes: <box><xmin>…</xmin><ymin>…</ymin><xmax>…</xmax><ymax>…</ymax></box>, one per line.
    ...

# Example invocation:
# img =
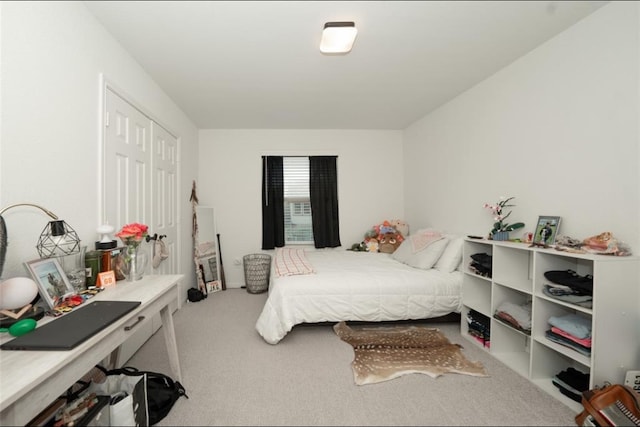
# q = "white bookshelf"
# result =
<box><xmin>460</xmin><ymin>238</ymin><xmax>640</xmax><ymax>411</ymax></box>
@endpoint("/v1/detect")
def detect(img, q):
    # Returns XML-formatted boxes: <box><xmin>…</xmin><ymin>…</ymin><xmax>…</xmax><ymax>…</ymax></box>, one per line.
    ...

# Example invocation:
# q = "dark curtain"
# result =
<box><xmin>309</xmin><ymin>156</ymin><xmax>341</xmax><ymax>248</ymax></box>
<box><xmin>261</xmin><ymin>156</ymin><xmax>284</xmax><ymax>249</ymax></box>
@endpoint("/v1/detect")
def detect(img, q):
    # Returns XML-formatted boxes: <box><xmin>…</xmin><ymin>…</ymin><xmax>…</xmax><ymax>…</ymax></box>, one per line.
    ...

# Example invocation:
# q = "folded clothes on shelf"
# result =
<box><xmin>544</xmin><ymin>270</ymin><xmax>593</xmax><ymax>295</ymax></box>
<box><xmin>466</xmin><ymin>309</ymin><xmax>490</xmax><ymax>347</ymax></box>
<box><xmin>545</xmin><ymin>329</ymin><xmax>591</xmax><ymax>356</ymax></box>
<box><xmin>552</xmin><ymin>367</ymin><xmax>590</xmax><ymax>403</ymax></box>
<box><xmin>548</xmin><ymin>313</ymin><xmax>592</xmax><ymax>339</ymax></box>
<box><xmin>542</xmin><ymin>286</ymin><xmax>593</xmax><ymax>308</ymax></box>
<box><xmin>469</xmin><ymin>253</ymin><xmax>492</xmax><ymax>277</ymax></box>
<box><xmin>494</xmin><ymin>300</ymin><xmax>532</xmax><ymax>333</ymax></box>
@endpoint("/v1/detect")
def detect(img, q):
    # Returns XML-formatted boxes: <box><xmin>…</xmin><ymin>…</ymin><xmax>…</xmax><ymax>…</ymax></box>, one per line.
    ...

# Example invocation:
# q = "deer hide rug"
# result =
<box><xmin>334</xmin><ymin>321</ymin><xmax>489</xmax><ymax>385</ymax></box>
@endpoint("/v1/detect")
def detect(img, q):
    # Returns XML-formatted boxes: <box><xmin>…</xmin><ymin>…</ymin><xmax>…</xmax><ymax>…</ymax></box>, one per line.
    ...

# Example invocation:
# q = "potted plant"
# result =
<box><xmin>483</xmin><ymin>196</ymin><xmax>525</xmax><ymax>241</ymax></box>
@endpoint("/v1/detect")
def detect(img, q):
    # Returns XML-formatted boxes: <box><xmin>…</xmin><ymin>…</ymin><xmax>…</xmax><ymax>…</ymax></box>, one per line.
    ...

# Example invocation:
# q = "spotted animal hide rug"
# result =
<box><xmin>334</xmin><ymin>321</ymin><xmax>489</xmax><ymax>385</ymax></box>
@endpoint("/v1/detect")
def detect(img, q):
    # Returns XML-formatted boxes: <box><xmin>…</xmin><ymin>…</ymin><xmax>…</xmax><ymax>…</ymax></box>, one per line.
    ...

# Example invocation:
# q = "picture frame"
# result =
<box><xmin>533</xmin><ymin>216</ymin><xmax>561</xmax><ymax>246</ymax></box>
<box><xmin>25</xmin><ymin>258</ymin><xmax>75</xmax><ymax>310</ymax></box>
<box><xmin>206</xmin><ymin>280</ymin><xmax>222</xmax><ymax>294</ymax></box>
<box><xmin>97</xmin><ymin>271</ymin><xmax>117</xmax><ymax>289</ymax></box>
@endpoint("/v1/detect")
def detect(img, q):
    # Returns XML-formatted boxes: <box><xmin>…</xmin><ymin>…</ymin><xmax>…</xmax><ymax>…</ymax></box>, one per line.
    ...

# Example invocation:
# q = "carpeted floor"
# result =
<box><xmin>127</xmin><ymin>288</ymin><xmax>579</xmax><ymax>426</ymax></box>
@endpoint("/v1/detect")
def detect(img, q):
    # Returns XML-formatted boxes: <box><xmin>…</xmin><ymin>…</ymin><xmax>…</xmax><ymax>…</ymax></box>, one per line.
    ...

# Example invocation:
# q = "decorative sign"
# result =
<box><xmin>97</xmin><ymin>271</ymin><xmax>116</xmax><ymax>288</ymax></box>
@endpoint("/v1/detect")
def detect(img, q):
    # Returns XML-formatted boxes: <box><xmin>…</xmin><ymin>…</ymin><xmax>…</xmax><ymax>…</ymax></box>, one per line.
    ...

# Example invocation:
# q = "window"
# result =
<box><xmin>262</xmin><ymin>155</ymin><xmax>340</xmax><ymax>249</ymax></box>
<box><xmin>283</xmin><ymin>157</ymin><xmax>313</xmax><ymax>244</ymax></box>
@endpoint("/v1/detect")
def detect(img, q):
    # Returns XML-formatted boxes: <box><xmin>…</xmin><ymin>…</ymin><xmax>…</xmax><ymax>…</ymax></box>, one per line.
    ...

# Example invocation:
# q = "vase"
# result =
<box><xmin>123</xmin><ymin>245</ymin><xmax>148</xmax><ymax>282</ymax></box>
<box><xmin>57</xmin><ymin>245</ymin><xmax>87</xmax><ymax>293</ymax></box>
<box><xmin>492</xmin><ymin>231</ymin><xmax>510</xmax><ymax>241</ymax></box>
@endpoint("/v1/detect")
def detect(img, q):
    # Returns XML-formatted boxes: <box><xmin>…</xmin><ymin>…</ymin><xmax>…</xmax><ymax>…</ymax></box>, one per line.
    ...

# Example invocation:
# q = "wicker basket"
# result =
<box><xmin>243</xmin><ymin>254</ymin><xmax>271</xmax><ymax>294</ymax></box>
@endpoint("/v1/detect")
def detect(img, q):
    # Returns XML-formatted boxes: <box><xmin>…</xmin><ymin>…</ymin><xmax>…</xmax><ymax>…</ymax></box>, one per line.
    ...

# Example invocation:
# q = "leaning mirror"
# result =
<box><xmin>194</xmin><ymin>206</ymin><xmax>221</xmax><ymax>293</ymax></box>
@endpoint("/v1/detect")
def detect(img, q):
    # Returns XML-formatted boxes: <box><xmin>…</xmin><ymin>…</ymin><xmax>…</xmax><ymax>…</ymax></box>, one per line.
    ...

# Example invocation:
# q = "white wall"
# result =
<box><xmin>0</xmin><ymin>2</ymin><xmax>199</xmax><ymax>286</ymax></box>
<box><xmin>198</xmin><ymin>129</ymin><xmax>404</xmax><ymax>288</ymax></box>
<box><xmin>403</xmin><ymin>2</ymin><xmax>639</xmax><ymax>253</ymax></box>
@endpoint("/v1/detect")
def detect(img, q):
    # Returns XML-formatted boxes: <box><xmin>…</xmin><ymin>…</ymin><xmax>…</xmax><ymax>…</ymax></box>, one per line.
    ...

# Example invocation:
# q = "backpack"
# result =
<box><xmin>99</xmin><ymin>366</ymin><xmax>188</xmax><ymax>425</ymax></box>
<box><xmin>188</xmin><ymin>287</ymin><xmax>207</xmax><ymax>302</ymax></box>
<box><xmin>145</xmin><ymin>370</ymin><xmax>188</xmax><ymax>425</ymax></box>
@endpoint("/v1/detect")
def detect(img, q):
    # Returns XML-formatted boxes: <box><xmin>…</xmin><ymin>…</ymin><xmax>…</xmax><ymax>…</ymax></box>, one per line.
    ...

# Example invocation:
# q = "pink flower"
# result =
<box><xmin>116</xmin><ymin>223</ymin><xmax>149</xmax><ymax>245</ymax></box>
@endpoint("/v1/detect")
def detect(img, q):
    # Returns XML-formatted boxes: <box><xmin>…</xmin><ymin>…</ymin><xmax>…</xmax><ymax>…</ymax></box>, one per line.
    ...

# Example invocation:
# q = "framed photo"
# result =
<box><xmin>533</xmin><ymin>216</ymin><xmax>561</xmax><ymax>246</ymax></box>
<box><xmin>206</xmin><ymin>280</ymin><xmax>222</xmax><ymax>294</ymax></box>
<box><xmin>25</xmin><ymin>258</ymin><xmax>75</xmax><ymax>310</ymax></box>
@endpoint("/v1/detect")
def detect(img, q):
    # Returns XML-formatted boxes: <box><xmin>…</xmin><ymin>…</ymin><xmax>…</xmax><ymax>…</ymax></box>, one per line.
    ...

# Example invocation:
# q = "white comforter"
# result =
<box><xmin>255</xmin><ymin>249</ymin><xmax>463</xmax><ymax>344</ymax></box>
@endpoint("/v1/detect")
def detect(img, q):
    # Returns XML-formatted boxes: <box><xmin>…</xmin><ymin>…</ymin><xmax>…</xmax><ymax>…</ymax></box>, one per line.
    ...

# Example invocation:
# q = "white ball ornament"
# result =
<box><xmin>0</xmin><ymin>277</ymin><xmax>39</xmax><ymax>310</ymax></box>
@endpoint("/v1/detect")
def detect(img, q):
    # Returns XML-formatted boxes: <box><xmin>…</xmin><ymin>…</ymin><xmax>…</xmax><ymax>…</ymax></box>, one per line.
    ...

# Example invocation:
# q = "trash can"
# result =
<box><xmin>243</xmin><ymin>254</ymin><xmax>271</xmax><ymax>294</ymax></box>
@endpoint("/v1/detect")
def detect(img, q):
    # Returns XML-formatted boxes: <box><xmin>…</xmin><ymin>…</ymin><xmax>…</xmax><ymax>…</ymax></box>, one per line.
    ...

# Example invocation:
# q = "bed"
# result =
<box><xmin>255</xmin><ymin>233</ymin><xmax>464</xmax><ymax>344</ymax></box>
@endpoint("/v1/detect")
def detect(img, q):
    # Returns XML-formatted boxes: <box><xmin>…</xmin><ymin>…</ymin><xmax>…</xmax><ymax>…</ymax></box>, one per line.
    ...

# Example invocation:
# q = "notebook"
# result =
<box><xmin>0</xmin><ymin>300</ymin><xmax>141</xmax><ymax>351</ymax></box>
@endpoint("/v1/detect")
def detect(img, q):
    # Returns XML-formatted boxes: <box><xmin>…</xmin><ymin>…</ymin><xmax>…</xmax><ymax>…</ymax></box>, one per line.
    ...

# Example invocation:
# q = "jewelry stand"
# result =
<box><xmin>0</xmin><ymin>304</ymin><xmax>33</xmax><ymax>319</ymax></box>
<box><xmin>0</xmin><ymin>305</ymin><xmax>45</xmax><ymax>328</ymax></box>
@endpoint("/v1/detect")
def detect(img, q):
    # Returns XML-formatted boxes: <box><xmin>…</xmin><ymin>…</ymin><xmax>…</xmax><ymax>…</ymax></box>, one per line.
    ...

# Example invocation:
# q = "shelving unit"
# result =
<box><xmin>461</xmin><ymin>238</ymin><xmax>640</xmax><ymax>411</ymax></box>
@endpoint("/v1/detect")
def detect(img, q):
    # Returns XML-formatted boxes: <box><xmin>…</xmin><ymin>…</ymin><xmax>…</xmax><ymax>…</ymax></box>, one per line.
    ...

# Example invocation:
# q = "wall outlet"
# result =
<box><xmin>624</xmin><ymin>370</ymin><xmax>640</xmax><ymax>393</ymax></box>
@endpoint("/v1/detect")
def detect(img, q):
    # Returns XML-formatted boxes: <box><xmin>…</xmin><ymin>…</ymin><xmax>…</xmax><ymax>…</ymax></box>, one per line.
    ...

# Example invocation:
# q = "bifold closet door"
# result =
<box><xmin>103</xmin><ymin>88</ymin><xmax>178</xmax><ymax>276</ymax></box>
<box><xmin>103</xmin><ymin>88</ymin><xmax>152</xmax><ymax>233</ymax></box>
<box><xmin>150</xmin><ymin>122</ymin><xmax>178</xmax><ymax>275</ymax></box>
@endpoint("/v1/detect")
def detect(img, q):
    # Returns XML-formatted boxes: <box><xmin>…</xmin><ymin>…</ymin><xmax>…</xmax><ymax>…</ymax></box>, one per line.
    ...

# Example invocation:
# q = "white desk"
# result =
<box><xmin>0</xmin><ymin>274</ymin><xmax>184</xmax><ymax>426</ymax></box>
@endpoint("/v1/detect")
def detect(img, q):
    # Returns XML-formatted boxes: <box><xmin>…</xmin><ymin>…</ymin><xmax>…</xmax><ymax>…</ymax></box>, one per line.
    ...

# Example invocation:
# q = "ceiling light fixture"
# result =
<box><xmin>320</xmin><ymin>21</ymin><xmax>357</xmax><ymax>54</ymax></box>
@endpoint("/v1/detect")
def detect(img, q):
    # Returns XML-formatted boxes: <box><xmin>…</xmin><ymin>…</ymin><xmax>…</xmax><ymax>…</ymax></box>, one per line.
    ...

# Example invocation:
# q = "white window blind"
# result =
<box><xmin>283</xmin><ymin>157</ymin><xmax>313</xmax><ymax>244</ymax></box>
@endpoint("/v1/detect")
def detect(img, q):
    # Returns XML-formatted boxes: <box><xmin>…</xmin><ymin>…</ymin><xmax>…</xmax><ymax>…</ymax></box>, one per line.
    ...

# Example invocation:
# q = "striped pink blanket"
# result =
<box><xmin>274</xmin><ymin>247</ymin><xmax>316</xmax><ymax>277</ymax></box>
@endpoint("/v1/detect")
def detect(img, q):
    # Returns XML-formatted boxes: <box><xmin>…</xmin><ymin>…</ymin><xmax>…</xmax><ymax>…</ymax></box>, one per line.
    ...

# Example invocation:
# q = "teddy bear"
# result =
<box><xmin>347</xmin><ymin>220</ymin><xmax>407</xmax><ymax>254</ymax></box>
<box><xmin>378</xmin><ymin>232</ymin><xmax>402</xmax><ymax>254</ymax></box>
<box><xmin>390</xmin><ymin>219</ymin><xmax>409</xmax><ymax>238</ymax></box>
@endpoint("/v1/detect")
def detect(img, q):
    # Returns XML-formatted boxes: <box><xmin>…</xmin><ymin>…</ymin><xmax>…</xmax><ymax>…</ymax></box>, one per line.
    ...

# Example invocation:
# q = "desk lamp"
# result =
<box><xmin>0</xmin><ymin>202</ymin><xmax>81</xmax><ymax>264</ymax></box>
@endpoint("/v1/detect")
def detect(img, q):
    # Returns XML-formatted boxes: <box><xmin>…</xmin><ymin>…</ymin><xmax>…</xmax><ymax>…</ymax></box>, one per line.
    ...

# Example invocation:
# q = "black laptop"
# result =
<box><xmin>0</xmin><ymin>300</ymin><xmax>141</xmax><ymax>351</ymax></box>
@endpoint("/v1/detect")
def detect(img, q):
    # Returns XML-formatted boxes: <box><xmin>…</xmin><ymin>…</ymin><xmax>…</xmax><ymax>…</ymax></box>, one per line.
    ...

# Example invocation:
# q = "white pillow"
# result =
<box><xmin>434</xmin><ymin>236</ymin><xmax>464</xmax><ymax>273</ymax></box>
<box><xmin>392</xmin><ymin>236</ymin><xmax>450</xmax><ymax>270</ymax></box>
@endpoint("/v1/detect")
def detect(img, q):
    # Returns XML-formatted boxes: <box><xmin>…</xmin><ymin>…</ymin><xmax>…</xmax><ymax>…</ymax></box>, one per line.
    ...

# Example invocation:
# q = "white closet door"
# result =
<box><xmin>103</xmin><ymin>88</ymin><xmax>178</xmax><ymax>276</ymax></box>
<box><xmin>104</xmin><ymin>88</ymin><xmax>151</xmax><ymax>230</ymax></box>
<box><xmin>150</xmin><ymin>122</ymin><xmax>178</xmax><ymax>275</ymax></box>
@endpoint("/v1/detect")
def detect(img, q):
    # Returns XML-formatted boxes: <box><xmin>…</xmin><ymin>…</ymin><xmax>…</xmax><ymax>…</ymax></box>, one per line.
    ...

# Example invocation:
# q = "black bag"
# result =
<box><xmin>146</xmin><ymin>370</ymin><xmax>188</xmax><ymax>425</ymax></box>
<box><xmin>100</xmin><ymin>366</ymin><xmax>188</xmax><ymax>425</ymax></box>
<box><xmin>188</xmin><ymin>287</ymin><xmax>207</xmax><ymax>302</ymax></box>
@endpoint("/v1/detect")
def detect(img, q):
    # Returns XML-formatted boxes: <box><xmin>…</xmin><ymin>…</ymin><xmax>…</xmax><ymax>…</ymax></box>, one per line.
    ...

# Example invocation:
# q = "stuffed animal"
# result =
<box><xmin>364</xmin><ymin>228</ymin><xmax>378</xmax><ymax>240</ymax></box>
<box><xmin>359</xmin><ymin>220</ymin><xmax>407</xmax><ymax>253</ymax></box>
<box><xmin>365</xmin><ymin>239</ymin><xmax>379</xmax><ymax>253</ymax></box>
<box><xmin>390</xmin><ymin>219</ymin><xmax>409</xmax><ymax>237</ymax></box>
<box><xmin>348</xmin><ymin>242</ymin><xmax>367</xmax><ymax>252</ymax></box>
<box><xmin>378</xmin><ymin>232</ymin><xmax>402</xmax><ymax>254</ymax></box>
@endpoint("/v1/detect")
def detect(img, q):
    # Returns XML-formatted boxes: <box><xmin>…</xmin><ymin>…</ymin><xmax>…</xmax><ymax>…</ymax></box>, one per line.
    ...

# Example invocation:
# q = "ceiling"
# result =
<box><xmin>84</xmin><ymin>1</ymin><xmax>607</xmax><ymax>130</ymax></box>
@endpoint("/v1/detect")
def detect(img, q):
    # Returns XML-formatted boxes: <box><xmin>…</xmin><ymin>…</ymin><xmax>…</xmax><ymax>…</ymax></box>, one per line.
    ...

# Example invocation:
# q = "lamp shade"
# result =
<box><xmin>320</xmin><ymin>22</ymin><xmax>357</xmax><ymax>54</ymax></box>
<box><xmin>37</xmin><ymin>220</ymin><xmax>81</xmax><ymax>258</ymax></box>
